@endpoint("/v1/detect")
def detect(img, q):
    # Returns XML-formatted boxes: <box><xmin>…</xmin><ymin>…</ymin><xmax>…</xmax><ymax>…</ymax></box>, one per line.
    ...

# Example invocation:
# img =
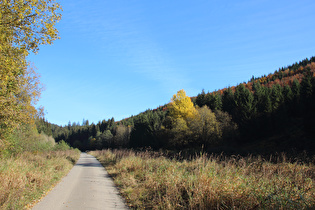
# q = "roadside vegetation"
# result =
<box><xmin>0</xmin><ymin>123</ymin><xmax>80</xmax><ymax>209</ymax></box>
<box><xmin>0</xmin><ymin>124</ymin><xmax>80</xmax><ymax>209</ymax></box>
<box><xmin>0</xmin><ymin>149</ymin><xmax>80</xmax><ymax>209</ymax></box>
<box><xmin>91</xmin><ymin>149</ymin><xmax>315</xmax><ymax>209</ymax></box>
<box><xmin>0</xmin><ymin>1</ymin><xmax>83</xmax><ymax>209</ymax></box>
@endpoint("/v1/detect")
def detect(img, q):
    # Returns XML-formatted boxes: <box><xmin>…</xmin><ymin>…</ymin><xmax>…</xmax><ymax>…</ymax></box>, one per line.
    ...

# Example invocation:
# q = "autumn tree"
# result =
<box><xmin>170</xmin><ymin>117</ymin><xmax>191</xmax><ymax>147</ymax></box>
<box><xmin>114</xmin><ymin>125</ymin><xmax>131</xmax><ymax>147</ymax></box>
<box><xmin>168</xmin><ymin>89</ymin><xmax>197</xmax><ymax>120</ymax></box>
<box><xmin>214</xmin><ymin>110</ymin><xmax>238</xmax><ymax>143</ymax></box>
<box><xmin>0</xmin><ymin>0</ymin><xmax>62</xmax><ymax>151</ymax></box>
<box><xmin>0</xmin><ymin>0</ymin><xmax>62</xmax><ymax>53</ymax></box>
<box><xmin>167</xmin><ymin>90</ymin><xmax>223</xmax><ymax>148</ymax></box>
<box><xmin>166</xmin><ymin>90</ymin><xmax>195</xmax><ymax>147</ymax></box>
<box><xmin>188</xmin><ymin>106</ymin><xmax>221</xmax><ymax>146</ymax></box>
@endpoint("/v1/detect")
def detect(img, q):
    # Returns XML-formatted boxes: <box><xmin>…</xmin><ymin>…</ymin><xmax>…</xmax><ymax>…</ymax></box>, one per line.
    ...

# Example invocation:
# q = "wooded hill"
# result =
<box><xmin>37</xmin><ymin>56</ymin><xmax>315</xmax><ymax>155</ymax></box>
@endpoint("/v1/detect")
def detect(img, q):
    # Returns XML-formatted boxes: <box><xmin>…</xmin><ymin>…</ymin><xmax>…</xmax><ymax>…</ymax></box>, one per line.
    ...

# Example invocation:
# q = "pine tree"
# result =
<box><xmin>222</xmin><ymin>87</ymin><xmax>235</xmax><ymax>114</ymax></box>
<box><xmin>283</xmin><ymin>85</ymin><xmax>293</xmax><ymax>103</ymax></box>
<box><xmin>253</xmin><ymin>82</ymin><xmax>264</xmax><ymax>113</ymax></box>
<box><xmin>270</xmin><ymin>84</ymin><xmax>283</xmax><ymax>111</ymax></box>
<box><xmin>291</xmin><ymin>79</ymin><xmax>301</xmax><ymax>97</ymax></box>
<box><xmin>234</xmin><ymin>84</ymin><xmax>256</xmax><ymax>123</ymax></box>
<box><xmin>301</xmin><ymin>75</ymin><xmax>313</xmax><ymax>101</ymax></box>
<box><xmin>196</xmin><ymin>89</ymin><xmax>206</xmax><ymax>107</ymax></box>
<box><xmin>291</xmin><ymin>78</ymin><xmax>301</xmax><ymax>112</ymax></box>
<box><xmin>300</xmin><ymin>75</ymin><xmax>313</xmax><ymax>110</ymax></box>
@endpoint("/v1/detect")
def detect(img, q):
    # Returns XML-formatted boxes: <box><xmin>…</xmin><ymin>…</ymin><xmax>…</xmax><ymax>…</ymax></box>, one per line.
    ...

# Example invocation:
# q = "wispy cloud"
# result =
<box><xmin>62</xmin><ymin>0</ymin><xmax>189</xmax><ymax>95</ymax></box>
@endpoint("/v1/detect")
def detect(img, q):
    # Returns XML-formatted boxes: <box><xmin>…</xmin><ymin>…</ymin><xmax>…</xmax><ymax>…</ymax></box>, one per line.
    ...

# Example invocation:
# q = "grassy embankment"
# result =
<box><xmin>91</xmin><ymin>149</ymin><xmax>315</xmax><ymax>209</ymax></box>
<box><xmin>0</xmin><ymin>149</ymin><xmax>80</xmax><ymax>209</ymax></box>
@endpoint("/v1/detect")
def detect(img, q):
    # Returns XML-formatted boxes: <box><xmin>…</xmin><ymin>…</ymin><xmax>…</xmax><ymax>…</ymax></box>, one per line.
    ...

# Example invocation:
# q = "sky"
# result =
<box><xmin>28</xmin><ymin>0</ymin><xmax>315</xmax><ymax>126</ymax></box>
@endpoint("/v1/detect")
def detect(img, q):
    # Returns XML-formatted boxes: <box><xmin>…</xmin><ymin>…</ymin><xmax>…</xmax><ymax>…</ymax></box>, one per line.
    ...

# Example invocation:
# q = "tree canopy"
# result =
<box><xmin>168</xmin><ymin>89</ymin><xmax>197</xmax><ymax>120</ymax></box>
<box><xmin>0</xmin><ymin>0</ymin><xmax>62</xmax><ymax>151</ymax></box>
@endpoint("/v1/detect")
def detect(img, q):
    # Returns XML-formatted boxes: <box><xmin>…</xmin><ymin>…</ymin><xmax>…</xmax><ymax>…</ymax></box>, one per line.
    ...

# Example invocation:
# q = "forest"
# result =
<box><xmin>37</xmin><ymin>56</ymin><xmax>315</xmax><ymax>155</ymax></box>
<box><xmin>1</xmin><ymin>0</ymin><xmax>313</xmax><ymax>208</ymax></box>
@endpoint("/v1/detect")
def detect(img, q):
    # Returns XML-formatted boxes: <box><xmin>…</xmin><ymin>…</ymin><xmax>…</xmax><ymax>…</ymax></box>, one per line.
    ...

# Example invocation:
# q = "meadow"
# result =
<box><xmin>0</xmin><ymin>150</ymin><xmax>80</xmax><ymax>209</ymax></box>
<box><xmin>91</xmin><ymin>149</ymin><xmax>315</xmax><ymax>209</ymax></box>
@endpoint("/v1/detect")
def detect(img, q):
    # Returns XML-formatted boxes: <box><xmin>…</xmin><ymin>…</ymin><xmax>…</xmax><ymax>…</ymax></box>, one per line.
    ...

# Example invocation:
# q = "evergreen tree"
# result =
<box><xmin>233</xmin><ymin>84</ymin><xmax>256</xmax><ymax>140</ymax></box>
<box><xmin>291</xmin><ymin>79</ymin><xmax>301</xmax><ymax>97</ymax></box>
<box><xmin>283</xmin><ymin>85</ymin><xmax>293</xmax><ymax>103</ymax></box>
<box><xmin>234</xmin><ymin>84</ymin><xmax>256</xmax><ymax>123</ymax></box>
<box><xmin>89</xmin><ymin>123</ymin><xmax>97</xmax><ymax>138</ymax></box>
<box><xmin>291</xmin><ymin>78</ymin><xmax>301</xmax><ymax>113</ymax></box>
<box><xmin>130</xmin><ymin>114</ymin><xmax>150</xmax><ymax>148</ymax></box>
<box><xmin>222</xmin><ymin>87</ymin><xmax>235</xmax><ymax>114</ymax></box>
<box><xmin>270</xmin><ymin>84</ymin><xmax>283</xmax><ymax>111</ymax></box>
<box><xmin>252</xmin><ymin>82</ymin><xmax>264</xmax><ymax>113</ymax></box>
<box><xmin>300</xmin><ymin>75</ymin><xmax>313</xmax><ymax>102</ymax></box>
<box><xmin>213</xmin><ymin>93</ymin><xmax>223</xmax><ymax>111</ymax></box>
<box><xmin>196</xmin><ymin>89</ymin><xmax>206</xmax><ymax>107</ymax></box>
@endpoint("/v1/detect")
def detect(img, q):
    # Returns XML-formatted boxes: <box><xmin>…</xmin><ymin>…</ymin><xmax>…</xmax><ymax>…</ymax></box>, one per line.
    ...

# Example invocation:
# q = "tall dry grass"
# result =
<box><xmin>0</xmin><ymin>150</ymin><xmax>80</xmax><ymax>209</ymax></box>
<box><xmin>91</xmin><ymin>149</ymin><xmax>315</xmax><ymax>209</ymax></box>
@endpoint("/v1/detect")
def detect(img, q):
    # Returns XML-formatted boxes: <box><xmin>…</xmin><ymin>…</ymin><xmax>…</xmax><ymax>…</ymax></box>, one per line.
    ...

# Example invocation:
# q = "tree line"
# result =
<box><xmin>37</xmin><ymin>56</ymin><xmax>315</xmax><ymax>153</ymax></box>
<box><xmin>1</xmin><ymin>0</ymin><xmax>314</xmax><ymax>156</ymax></box>
<box><xmin>195</xmin><ymin>57</ymin><xmax>315</xmax><ymax>145</ymax></box>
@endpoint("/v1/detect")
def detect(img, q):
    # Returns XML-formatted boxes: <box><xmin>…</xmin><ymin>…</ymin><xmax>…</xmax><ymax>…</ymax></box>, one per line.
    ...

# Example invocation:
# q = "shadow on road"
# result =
<box><xmin>75</xmin><ymin>162</ymin><xmax>103</xmax><ymax>167</ymax></box>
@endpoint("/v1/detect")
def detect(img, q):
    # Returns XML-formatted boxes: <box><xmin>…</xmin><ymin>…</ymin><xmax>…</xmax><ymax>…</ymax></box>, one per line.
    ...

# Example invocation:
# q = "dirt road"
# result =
<box><xmin>32</xmin><ymin>153</ymin><xmax>128</xmax><ymax>210</ymax></box>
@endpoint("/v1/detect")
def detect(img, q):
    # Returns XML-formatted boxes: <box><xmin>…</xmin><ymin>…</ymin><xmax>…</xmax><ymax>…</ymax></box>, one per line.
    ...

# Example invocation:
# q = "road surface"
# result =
<box><xmin>32</xmin><ymin>152</ymin><xmax>128</xmax><ymax>210</ymax></box>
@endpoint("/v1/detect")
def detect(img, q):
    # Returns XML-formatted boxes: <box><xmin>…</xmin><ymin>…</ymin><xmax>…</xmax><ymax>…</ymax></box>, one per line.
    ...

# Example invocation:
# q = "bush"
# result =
<box><xmin>54</xmin><ymin>140</ymin><xmax>71</xmax><ymax>151</ymax></box>
<box><xmin>1</xmin><ymin>126</ymin><xmax>56</xmax><ymax>157</ymax></box>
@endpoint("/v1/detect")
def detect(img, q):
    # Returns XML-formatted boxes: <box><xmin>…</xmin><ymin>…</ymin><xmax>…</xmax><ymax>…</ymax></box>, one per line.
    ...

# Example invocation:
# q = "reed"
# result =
<box><xmin>0</xmin><ymin>149</ymin><xmax>80</xmax><ymax>209</ymax></box>
<box><xmin>91</xmin><ymin>149</ymin><xmax>315</xmax><ymax>209</ymax></box>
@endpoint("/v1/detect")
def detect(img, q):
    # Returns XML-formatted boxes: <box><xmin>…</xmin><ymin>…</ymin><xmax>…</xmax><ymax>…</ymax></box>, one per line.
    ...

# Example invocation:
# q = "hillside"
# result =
<box><xmin>193</xmin><ymin>56</ymin><xmax>315</xmax><ymax>153</ymax></box>
<box><xmin>39</xmin><ymin>56</ymin><xmax>315</xmax><ymax>155</ymax></box>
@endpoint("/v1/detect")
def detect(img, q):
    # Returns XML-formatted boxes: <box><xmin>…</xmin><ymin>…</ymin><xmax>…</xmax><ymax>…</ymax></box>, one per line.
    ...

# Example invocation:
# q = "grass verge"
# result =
<box><xmin>91</xmin><ymin>149</ymin><xmax>315</xmax><ymax>209</ymax></box>
<box><xmin>0</xmin><ymin>149</ymin><xmax>80</xmax><ymax>209</ymax></box>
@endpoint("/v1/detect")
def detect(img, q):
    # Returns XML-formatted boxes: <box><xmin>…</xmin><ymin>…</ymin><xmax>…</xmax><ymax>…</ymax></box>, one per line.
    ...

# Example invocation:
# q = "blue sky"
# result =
<box><xmin>28</xmin><ymin>0</ymin><xmax>315</xmax><ymax>126</ymax></box>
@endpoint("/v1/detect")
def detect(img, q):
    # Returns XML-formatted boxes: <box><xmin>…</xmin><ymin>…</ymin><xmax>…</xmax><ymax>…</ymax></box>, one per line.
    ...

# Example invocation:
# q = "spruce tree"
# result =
<box><xmin>222</xmin><ymin>87</ymin><xmax>235</xmax><ymax>114</ymax></box>
<box><xmin>196</xmin><ymin>89</ymin><xmax>206</xmax><ymax>107</ymax></box>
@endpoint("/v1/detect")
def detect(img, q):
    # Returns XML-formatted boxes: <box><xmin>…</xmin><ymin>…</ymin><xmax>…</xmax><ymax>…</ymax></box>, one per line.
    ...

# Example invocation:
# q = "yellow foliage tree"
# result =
<box><xmin>0</xmin><ymin>0</ymin><xmax>62</xmax><ymax>151</ymax></box>
<box><xmin>167</xmin><ymin>89</ymin><xmax>197</xmax><ymax>147</ymax></box>
<box><xmin>0</xmin><ymin>0</ymin><xmax>62</xmax><ymax>54</ymax></box>
<box><xmin>168</xmin><ymin>90</ymin><xmax>222</xmax><ymax>148</ymax></box>
<box><xmin>168</xmin><ymin>89</ymin><xmax>197</xmax><ymax>120</ymax></box>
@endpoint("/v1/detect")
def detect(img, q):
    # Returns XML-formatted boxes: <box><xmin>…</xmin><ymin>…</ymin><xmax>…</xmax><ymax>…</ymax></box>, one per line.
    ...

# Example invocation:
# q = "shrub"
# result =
<box><xmin>54</xmin><ymin>140</ymin><xmax>71</xmax><ymax>151</ymax></box>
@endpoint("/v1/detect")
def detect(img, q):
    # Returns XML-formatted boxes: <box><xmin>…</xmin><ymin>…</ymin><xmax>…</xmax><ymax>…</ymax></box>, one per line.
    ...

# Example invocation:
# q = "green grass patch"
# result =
<box><xmin>91</xmin><ymin>149</ymin><xmax>315</xmax><ymax>209</ymax></box>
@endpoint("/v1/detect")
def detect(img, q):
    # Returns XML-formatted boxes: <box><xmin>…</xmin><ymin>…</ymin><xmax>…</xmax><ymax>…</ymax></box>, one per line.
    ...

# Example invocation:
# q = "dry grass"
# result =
<box><xmin>0</xmin><ymin>150</ymin><xmax>80</xmax><ymax>209</ymax></box>
<box><xmin>91</xmin><ymin>149</ymin><xmax>315</xmax><ymax>209</ymax></box>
